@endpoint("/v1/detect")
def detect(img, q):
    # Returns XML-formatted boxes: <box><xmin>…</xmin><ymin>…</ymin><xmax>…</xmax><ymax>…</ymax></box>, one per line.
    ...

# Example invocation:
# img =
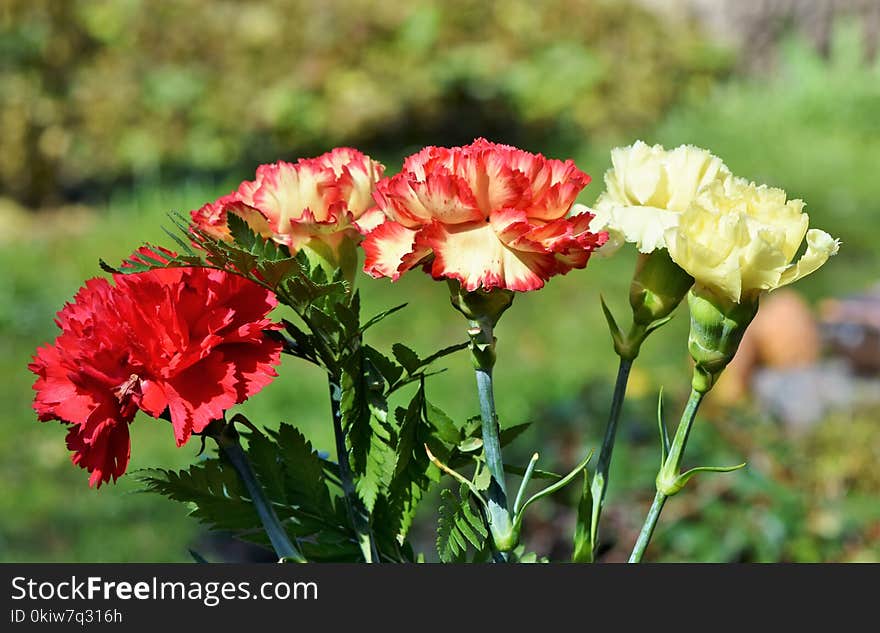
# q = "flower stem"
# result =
<box><xmin>214</xmin><ymin>429</ymin><xmax>306</xmax><ymax>563</ymax></box>
<box><xmin>627</xmin><ymin>491</ymin><xmax>667</xmax><ymax>563</ymax></box>
<box><xmin>588</xmin><ymin>356</ymin><xmax>634</xmax><ymax>560</ymax></box>
<box><xmin>328</xmin><ymin>375</ymin><xmax>377</xmax><ymax>563</ymax></box>
<box><xmin>469</xmin><ymin>316</ymin><xmax>515</xmax><ymax>556</ymax></box>
<box><xmin>629</xmin><ymin>388</ymin><xmax>704</xmax><ymax>563</ymax></box>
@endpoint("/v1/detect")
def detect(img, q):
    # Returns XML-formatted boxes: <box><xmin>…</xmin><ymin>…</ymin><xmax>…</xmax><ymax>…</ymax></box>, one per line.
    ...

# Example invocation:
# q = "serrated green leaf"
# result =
<box><xmin>436</xmin><ymin>484</ymin><xmax>488</xmax><ymax>563</ymax></box>
<box><xmin>340</xmin><ymin>346</ymin><xmax>394</xmax><ymax>512</ymax></box>
<box><xmin>355</xmin><ymin>439</ymin><xmax>394</xmax><ymax>513</ymax></box>
<box><xmin>305</xmin><ymin>306</ymin><xmax>343</xmax><ymax>350</ymax></box>
<box><xmin>139</xmin><ymin>423</ymin><xmax>354</xmax><ymax>561</ymax></box>
<box><xmin>266</xmin><ymin>424</ymin><xmax>336</xmax><ymax>516</ymax></box>
<box><xmin>333</xmin><ymin>300</ymin><xmax>360</xmax><ymax>338</ymax></box>
<box><xmin>257</xmin><ymin>258</ymin><xmax>302</xmax><ymax>288</ymax></box>
<box><xmin>139</xmin><ymin>462</ymin><xmax>259</xmax><ymax>532</ymax></box>
<box><xmin>363</xmin><ymin>346</ymin><xmax>404</xmax><ymax>387</ymax></box>
<box><xmin>461</xmin><ymin>490</ymin><xmax>488</xmax><ymax>540</ymax></box>
<box><xmin>425</xmin><ymin>400</ymin><xmax>460</xmax><ymax>445</ymax></box>
<box><xmin>391</xmin><ymin>343</ymin><xmax>421</xmax><ymax>374</ymax></box>
<box><xmin>436</xmin><ymin>489</ymin><xmax>461</xmax><ymax>563</ymax></box>
<box><xmin>372</xmin><ymin>386</ymin><xmax>435</xmax><ymax>543</ymax></box>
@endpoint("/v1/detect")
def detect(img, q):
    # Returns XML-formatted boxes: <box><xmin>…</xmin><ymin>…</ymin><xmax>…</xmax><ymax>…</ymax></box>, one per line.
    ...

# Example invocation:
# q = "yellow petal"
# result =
<box><xmin>776</xmin><ymin>229</ymin><xmax>840</xmax><ymax>289</ymax></box>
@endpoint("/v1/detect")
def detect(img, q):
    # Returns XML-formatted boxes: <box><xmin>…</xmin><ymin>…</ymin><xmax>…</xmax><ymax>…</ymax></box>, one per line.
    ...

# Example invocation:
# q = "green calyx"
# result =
<box><xmin>300</xmin><ymin>236</ymin><xmax>360</xmax><ymax>289</ymax></box>
<box><xmin>601</xmin><ymin>298</ymin><xmax>670</xmax><ymax>361</ymax></box>
<box><xmin>687</xmin><ymin>285</ymin><xmax>759</xmax><ymax>393</ymax></box>
<box><xmin>448</xmin><ymin>281</ymin><xmax>515</xmax><ymax>371</ymax></box>
<box><xmin>448</xmin><ymin>280</ymin><xmax>515</xmax><ymax>326</ymax></box>
<box><xmin>629</xmin><ymin>250</ymin><xmax>694</xmax><ymax>327</ymax></box>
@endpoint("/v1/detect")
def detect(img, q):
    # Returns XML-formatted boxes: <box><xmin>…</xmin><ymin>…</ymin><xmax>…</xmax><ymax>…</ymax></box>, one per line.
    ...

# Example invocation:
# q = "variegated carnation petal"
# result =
<box><xmin>362</xmin><ymin>221</ymin><xmax>429</xmax><ymax>281</ymax></box>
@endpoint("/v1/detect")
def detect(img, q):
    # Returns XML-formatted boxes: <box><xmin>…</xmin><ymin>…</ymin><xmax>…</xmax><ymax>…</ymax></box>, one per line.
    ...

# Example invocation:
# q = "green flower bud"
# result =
<box><xmin>687</xmin><ymin>285</ymin><xmax>759</xmax><ymax>393</ymax></box>
<box><xmin>630</xmin><ymin>250</ymin><xmax>694</xmax><ymax>327</ymax></box>
<box><xmin>603</xmin><ymin>250</ymin><xmax>693</xmax><ymax>361</ymax></box>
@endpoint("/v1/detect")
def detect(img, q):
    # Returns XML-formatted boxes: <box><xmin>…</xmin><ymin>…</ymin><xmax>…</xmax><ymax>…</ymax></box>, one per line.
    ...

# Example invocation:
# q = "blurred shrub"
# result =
<box><xmin>0</xmin><ymin>0</ymin><xmax>728</xmax><ymax>206</ymax></box>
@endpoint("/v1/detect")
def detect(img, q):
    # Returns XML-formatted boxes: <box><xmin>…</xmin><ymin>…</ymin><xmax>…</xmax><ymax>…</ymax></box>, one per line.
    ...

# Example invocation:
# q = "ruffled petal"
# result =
<box><xmin>362</xmin><ymin>221</ymin><xmax>428</xmax><ymax>280</ymax></box>
<box><xmin>590</xmin><ymin>202</ymin><xmax>680</xmax><ymax>253</ymax></box>
<box><xmin>252</xmin><ymin>160</ymin><xmax>338</xmax><ymax>226</ymax></box>
<box><xmin>164</xmin><ymin>356</ymin><xmax>239</xmax><ymax>445</ymax></box>
<box><xmin>406</xmin><ymin>173</ymin><xmax>484</xmax><ymax>224</ymax></box>
<box><xmin>364</xmin><ymin>139</ymin><xmax>595</xmax><ymax>290</ymax></box>
<box><xmin>666</xmin><ymin>210</ymin><xmax>745</xmax><ymax>302</ymax></box>
<box><xmin>354</xmin><ymin>207</ymin><xmax>388</xmax><ymax>234</ymax></box>
<box><xmin>65</xmin><ymin>403</ymin><xmax>131</xmax><ymax>488</ymax></box>
<box><xmin>30</xmin><ymin>265</ymin><xmax>283</xmax><ymax>485</ymax></box>
<box><xmin>423</xmin><ymin>221</ymin><xmax>554</xmax><ymax>292</ymax></box>
<box><xmin>776</xmin><ymin>229</ymin><xmax>840</xmax><ymax>289</ymax></box>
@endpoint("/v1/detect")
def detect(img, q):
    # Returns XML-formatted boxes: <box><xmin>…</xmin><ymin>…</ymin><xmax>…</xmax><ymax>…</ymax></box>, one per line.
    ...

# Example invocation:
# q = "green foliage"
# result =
<box><xmin>140</xmin><ymin>423</ymin><xmax>359</xmax><ymax>562</ymax></box>
<box><xmin>571</xmin><ymin>471</ymin><xmax>593</xmax><ymax>562</ymax></box>
<box><xmin>0</xmin><ymin>0</ymin><xmax>728</xmax><ymax>206</ymax></box>
<box><xmin>437</xmin><ymin>483</ymin><xmax>488</xmax><ymax>563</ymax></box>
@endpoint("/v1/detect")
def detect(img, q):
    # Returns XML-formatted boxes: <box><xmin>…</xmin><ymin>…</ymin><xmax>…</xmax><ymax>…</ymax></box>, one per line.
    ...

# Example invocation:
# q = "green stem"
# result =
<box><xmin>589</xmin><ymin>356</ymin><xmax>633</xmax><ymax>559</ymax></box>
<box><xmin>628</xmin><ymin>388</ymin><xmax>704</xmax><ymax>563</ymax></box>
<box><xmin>215</xmin><ymin>430</ymin><xmax>306</xmax><ymax>563</ymax></box>
<box><xmin>659</xmin><ymin>389</ymin><xmax>704</xmax><ymax>489</ymax></box>
<box><xmin>328</xmin><ymin>376</ymin><xmax>377</xmax><ymax>563</ymax></box>
<box><xmin>628</xmin><ymin>491</ymin><xmax>667</xmax><ymax>563</ymax></box>
<box><xmin>469</xmin><ymin>317</ymin><xmax>515</xmax><ymax>556</ymax></box>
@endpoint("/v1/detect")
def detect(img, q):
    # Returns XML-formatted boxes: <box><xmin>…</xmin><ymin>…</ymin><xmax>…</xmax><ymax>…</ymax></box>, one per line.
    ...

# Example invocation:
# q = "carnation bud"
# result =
<box><xmin>602</xmin><ymin>250</ymin><xmax>693</xmax><ymax>361</ymax></box>
<box><xmin>630</xmin><ymin>250</ymin><xmax>694</xmax><ymax>327</ymax></box>
<box><xmin>687</xmin><ymin>285</ymin><xmax>759</xmax><ymax>393</ymax></box>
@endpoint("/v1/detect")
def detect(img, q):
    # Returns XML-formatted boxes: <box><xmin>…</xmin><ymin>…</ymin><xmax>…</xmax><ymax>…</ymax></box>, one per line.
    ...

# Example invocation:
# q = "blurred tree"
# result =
<box><xmin>0</xmin><ymin>0</ymin><xmax>729</xmax><ymax>206</ymax></box>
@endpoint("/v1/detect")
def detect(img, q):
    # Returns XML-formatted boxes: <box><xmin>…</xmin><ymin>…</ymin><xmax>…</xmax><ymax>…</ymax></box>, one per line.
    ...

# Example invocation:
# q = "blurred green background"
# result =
<box><xmin>1</xmin><ymin>0</ymin><xmax>878</xmax><ymax>562</ymax></box>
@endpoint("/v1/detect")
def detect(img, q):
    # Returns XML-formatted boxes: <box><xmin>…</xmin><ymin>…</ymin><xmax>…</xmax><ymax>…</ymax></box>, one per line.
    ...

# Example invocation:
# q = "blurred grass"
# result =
<box><xmin>2</xmin><ymin>22</ymin><xmax>878</xmax><ymax>561</ymax></box>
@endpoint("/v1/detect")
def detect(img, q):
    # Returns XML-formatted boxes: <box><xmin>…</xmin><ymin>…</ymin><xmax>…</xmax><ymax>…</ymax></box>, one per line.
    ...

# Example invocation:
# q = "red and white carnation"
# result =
<box><xmin>191</xmin><ymin>147</ymin><xmax>384</xmax><ymax>260</ymax></box>
<box><xmin>362</xmin><ymin>138</ymin><xmax>607</xmax><ymax>292</ymax></box>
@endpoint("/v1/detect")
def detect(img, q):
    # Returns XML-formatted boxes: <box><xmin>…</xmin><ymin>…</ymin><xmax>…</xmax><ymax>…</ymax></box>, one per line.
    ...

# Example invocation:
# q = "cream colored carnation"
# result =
<box><xmin>583</xmin><ymin>141</ymin><xmax>730</xmax><ymax>254</ymax></box>
<box><xmin>665</xmin><ymin>176</ymin><xmax>840</xmax><ymax>303</ymax></box>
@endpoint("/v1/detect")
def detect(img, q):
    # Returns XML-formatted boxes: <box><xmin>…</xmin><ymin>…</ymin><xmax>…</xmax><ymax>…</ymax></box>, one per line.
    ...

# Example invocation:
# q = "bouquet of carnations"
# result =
<box><xmin>30</xmin><ymin>139</ymin><xmax>838</xmax><ymax>563</ymax></box>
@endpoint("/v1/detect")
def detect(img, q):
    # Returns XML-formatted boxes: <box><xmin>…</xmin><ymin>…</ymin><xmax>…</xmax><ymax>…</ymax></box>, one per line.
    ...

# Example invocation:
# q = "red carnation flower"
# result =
<box><xmin>29</xmin><ymin>265</ymin><xmax>282</xmax><ymax>487</ymax></box>
<box><xmin>362</xmin><ymin>138</ymin><xmax>608</xmax><ymax>292</ymax></box>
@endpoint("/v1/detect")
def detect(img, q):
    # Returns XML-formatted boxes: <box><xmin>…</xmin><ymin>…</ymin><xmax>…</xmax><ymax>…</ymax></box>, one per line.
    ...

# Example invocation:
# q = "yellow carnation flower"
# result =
<box><xmin>581</xmin><ymin>141</ymin><xmax>730</xmax><ymax>254</ymax></box>
<box><xmin>665</xmin><ymin>176</ymin><xmax>840</xmax><ymax>303</ymax></box>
